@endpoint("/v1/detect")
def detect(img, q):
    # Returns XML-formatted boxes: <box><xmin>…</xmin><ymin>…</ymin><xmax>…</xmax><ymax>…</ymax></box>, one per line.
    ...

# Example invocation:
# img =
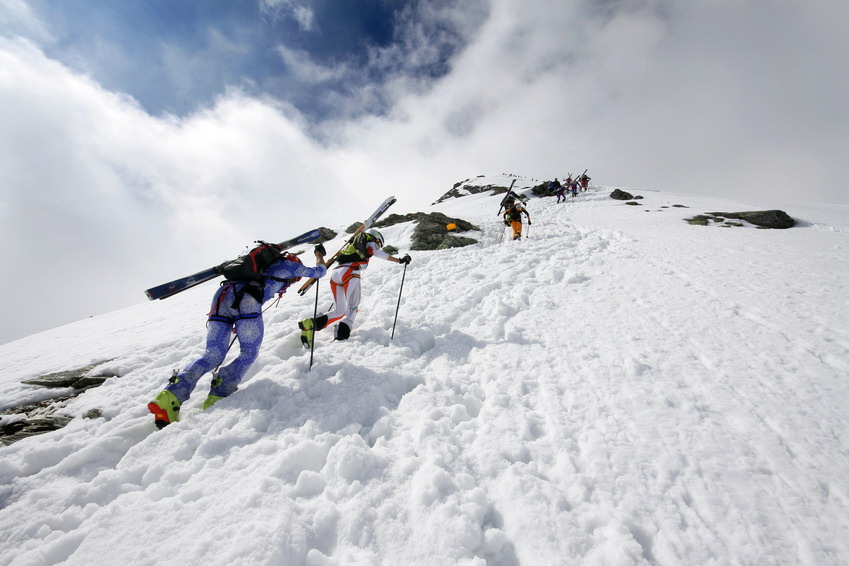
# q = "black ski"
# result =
<box><xmin>145</xmin><ymin>228</ymin><xmax>327</xmax><ymax>301</ymax></box>
<box><xmin>497</xmin><ymin>179</ymin><xmax>518</xmax><ymax>215</ymax></box>
<box><xmin>297</xmin><ymin>196</ymin><xmax>397</xmax><ymax>296</ymax></box>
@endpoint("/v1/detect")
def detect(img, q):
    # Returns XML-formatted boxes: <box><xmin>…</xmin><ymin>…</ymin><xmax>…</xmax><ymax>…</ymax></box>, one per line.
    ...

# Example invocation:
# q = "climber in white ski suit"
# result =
<box><xmin>300</xmin><ymin>229</ymin><xmax>410</xmax><ymax>342</ymax></box>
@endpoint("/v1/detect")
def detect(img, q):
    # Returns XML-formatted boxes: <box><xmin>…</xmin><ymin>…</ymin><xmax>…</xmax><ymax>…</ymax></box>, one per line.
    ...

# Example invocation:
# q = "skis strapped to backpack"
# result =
<box><xmin>297</xmin><ymin>196</ymin><xmax>397</xmax><ymax>296</ymax></box>
<box><xmin>144</xmin><ymin>228</ymin><xmax>327</xmax><ymax>301</ymax></box>
<box><xmin>497</xmin><ymin>179</ymin><xmax>518</xmax><ymax>216</ymax></box>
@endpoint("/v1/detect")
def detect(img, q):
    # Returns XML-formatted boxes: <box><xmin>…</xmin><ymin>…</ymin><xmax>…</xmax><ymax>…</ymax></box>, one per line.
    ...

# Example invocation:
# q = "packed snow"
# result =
<box><xmin>1</xmin><ymin>176</ymin><xmax>848</xmax><ymax>566</ymax></box>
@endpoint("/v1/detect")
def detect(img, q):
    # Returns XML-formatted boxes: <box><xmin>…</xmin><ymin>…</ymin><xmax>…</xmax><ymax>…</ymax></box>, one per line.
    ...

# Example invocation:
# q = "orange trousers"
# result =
<box><xmin>511</xmin><ymin>220</ymin><xmax>522</xmax><ymax>239</ymax></box>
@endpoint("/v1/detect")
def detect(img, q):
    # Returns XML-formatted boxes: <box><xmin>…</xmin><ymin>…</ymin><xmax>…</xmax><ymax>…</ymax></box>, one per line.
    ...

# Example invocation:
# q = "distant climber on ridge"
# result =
<box><xmin>551</xmin><ymin>178</ymin><xmax>566</xmax><ymax>203</ymax></box>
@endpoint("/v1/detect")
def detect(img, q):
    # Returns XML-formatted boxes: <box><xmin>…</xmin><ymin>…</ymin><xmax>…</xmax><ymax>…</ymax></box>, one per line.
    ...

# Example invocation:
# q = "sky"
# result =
<box><xmin>1</xmin><ymin>0</ymin><xmax>848</xmax><ymax>344</ymax></box>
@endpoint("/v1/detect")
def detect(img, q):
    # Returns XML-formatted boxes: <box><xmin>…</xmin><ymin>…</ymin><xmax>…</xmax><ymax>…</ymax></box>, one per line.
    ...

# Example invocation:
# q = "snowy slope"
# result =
<box><xmin>1</xmin><ymin>177</ymin><xmax>848</xmax><ymax>566</ymax></box>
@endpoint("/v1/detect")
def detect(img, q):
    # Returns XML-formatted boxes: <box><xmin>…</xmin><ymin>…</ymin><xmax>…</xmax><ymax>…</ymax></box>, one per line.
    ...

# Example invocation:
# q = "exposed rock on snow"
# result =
<box><xmin>315</xmin><ymin>227</ymin><xmax>337</xmax><ymax>241</ymax></box>
<box><xmin>409</xmin><ymin>212</ymin><xmax>480</xmax><ymax>250</ymax></box>
<box><xmin>432</xmin><ymin>182</ymin><xmax>512</xmax><ymax>205</ymax></box>
<box><xmin>706</xmin><ymin>210</ymin><xmax>796</xmax><ymax>229</ymax></box>
<box><xmin>375</xmin><ymin>212</ymin><xmax>481</xmax><ymax>250</ymax></box>
<box><xmin>685</xmin><ymin>215</ymin><xmax>717</xmax><ymax>226</ymax></box>
<box><xmin>20</xmin><ymin>362</ymin><xmax>116</xmax><ymax>389</ymax></box>
<box><xmin>1</xmin><ymin>362</ymin><xmax>115</xmax><ymax>445</ymax></box>
<box><xmin>530</xmin><ymin>182</ymin><xmax>554</xmax><ymax>197</ymax></box>
<box><xmin>686</xmin><ymin>210</ymin><xmax>796</xmax><ymax>229</ymax></box>
<box><xmin>610</xmin><ymin>188</ymin><xmax>636</xmax><ymax>200</ymax></box>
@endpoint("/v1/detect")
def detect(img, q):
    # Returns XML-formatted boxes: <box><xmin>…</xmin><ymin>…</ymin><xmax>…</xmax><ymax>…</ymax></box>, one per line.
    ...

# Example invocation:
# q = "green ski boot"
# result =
<box><xmin>148</xmin><ymin>390</ymin><xmax>181</xmax><ymax>429</ymax></box>
<box><xmin>202</xmin><ymin>395</ymin><xmax>224</xmax><ymax>410</ymax></box>
<box><xmin>299</xmin><ymin>318</ymin><xmax>315</xmax><ymax>349</ymax></box>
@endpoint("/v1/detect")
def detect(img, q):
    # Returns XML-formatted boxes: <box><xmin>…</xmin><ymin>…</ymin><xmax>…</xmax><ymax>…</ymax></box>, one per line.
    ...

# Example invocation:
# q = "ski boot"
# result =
<box><xmin>148</xmin><ymin>390</ymin><xmax>181</xmax><ymax>429</ymax></box>
<box><xmin>334</xmin><ymin>322</ymin><xmax>351</xmax><ymax>341</ymax></box>
<box><xmin>202</xmin><ymin>395</ymin><xmax>224</xmax><ymax>410</ymax></box>
<box><xmin>299</xmin><ymin>318</ymin><xmax>315</xmax><ymax>349</ymax></box>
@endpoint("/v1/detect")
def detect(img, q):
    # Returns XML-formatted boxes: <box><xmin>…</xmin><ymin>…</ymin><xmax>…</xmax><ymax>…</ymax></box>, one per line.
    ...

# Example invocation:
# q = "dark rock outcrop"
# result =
<box><xmin>705</xmin><ymin>210</ymin><xmax>796</xmax><ymax>229</ymax></box>
<box><xmin>610</xmin><ymin>189</ymin><xmax>635</xmax><ymax>200</ymax></box>
<box><xmin>685</xmin><ymin>215</ymin><xmax>714</xmax><ymax>226</ymax></box>
<box><xmin>433</xmin><ymin>183</ymin><xmax>512</xmax><ymax>205</ymax></box>
<box><xmin>341</xmin><ymin>213</ymin><xmax>481</xmax><ymax>251</ymax></box>
<box><xmin>315</xmin><ymin>227</ymin><xmax>337</xmax><ymax>242</ymax></box>
<box><xmin>530</xmin><ymin>183</ymin><xmax>554</xmax><ymax>197</ymax></box>
<box><xmin>685</xmin><ymin>210</ymin><xmax>795</xmax><ymax>229</ymax></box>
<box><xmin>21</xmin><ymin>363</ymin><xmax>117</xmax><ymax>389</ymax></box>
<box><xmin>375</xmin><ymin>212</ymin><xmax>425</xmax><ymax>228</ymax></box>
<box><xmin>408</xmin><ymin>212</ymin><xmax>481</xmax><ymax>251</ymax></box>
<box><xmin>2</xmin><ymin>362</ymin><xmax>116</xmax><ymax>445</ymax></box>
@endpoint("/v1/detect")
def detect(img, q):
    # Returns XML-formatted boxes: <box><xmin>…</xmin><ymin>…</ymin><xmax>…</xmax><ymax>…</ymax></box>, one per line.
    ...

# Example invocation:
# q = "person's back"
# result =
<box><xmin>504</xmin><ymin>204</ymin><xmax>529</xmax><ymax>240</ymax></box>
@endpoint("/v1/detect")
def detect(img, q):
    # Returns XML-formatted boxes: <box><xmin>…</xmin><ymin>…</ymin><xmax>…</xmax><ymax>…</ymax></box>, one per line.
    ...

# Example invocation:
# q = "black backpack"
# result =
<box><xmin>215</xmin><ymin>241</ymin><xmax>290</xmax><ymax>283</ymax></box>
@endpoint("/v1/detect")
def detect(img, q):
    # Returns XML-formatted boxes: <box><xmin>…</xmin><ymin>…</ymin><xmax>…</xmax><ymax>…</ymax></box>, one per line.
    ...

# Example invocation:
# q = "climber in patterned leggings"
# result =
<box><xmin>147</xmin><ymin>246</ymin><xmax>327</xmax><ymax>428</ymax></box>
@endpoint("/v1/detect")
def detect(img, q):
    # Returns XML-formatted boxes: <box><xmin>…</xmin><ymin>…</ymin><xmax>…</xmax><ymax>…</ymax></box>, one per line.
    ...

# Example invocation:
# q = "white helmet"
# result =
<box><xmin>367</xmin><ymin>229</ymin><xmax>384</xmax><ymax>247</ymax></box>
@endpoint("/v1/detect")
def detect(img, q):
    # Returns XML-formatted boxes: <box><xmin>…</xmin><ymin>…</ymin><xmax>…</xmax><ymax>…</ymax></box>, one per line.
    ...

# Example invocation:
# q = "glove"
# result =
<box><xmin>528</xmin><ymin>220</ymin><xmax>532</xmax><ymax>225</ymax></box>
<box><xmin>314</xmin><ymin>244</ymin><xmax>327</xmax><ymax>255</ymax></box>
<box><xmin>503</xmin><ymin>219</ymin><xmax>510</xmax><ymax>226</ymax></box>
<box><xmin>399</xmin><ymin>254</ymin><xmax>412</xmax><ymax>266</ymax></box>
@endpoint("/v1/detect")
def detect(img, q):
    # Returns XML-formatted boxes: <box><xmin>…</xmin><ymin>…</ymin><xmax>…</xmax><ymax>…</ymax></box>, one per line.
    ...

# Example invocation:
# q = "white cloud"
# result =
<box><xmin>341</xmin><ymin>0</ymin><xmax>849</xmax><ymax>202</ymax></box>
<box><xmin>2</xmin><ymin>0</ymin><xmax>848</xmax><ymax>342</ymax></box>
<box><xmin>0</xmin><ymin>38</ymin><xmax>359</xmax><ymax>343</ymax></box>
<box><xmin>0</xmin><ymin>0</ymin><xmax>52</xmax><ymax>43</ymax></box>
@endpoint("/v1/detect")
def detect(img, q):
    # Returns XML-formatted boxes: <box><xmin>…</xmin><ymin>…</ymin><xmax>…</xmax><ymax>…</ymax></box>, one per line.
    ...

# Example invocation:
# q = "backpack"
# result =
<box><xmin>506</xmin><ymin>204</ymin><xmax>524</xmax><ymax>221</ymax></box>
<box><xmin>336</xmin><ymin>232</ymin><xmax>376</xmax><ymax>264</ymax></box>
<box><xmin>215</xmin><ymin>241</ymin><xmax>293</xmax><ymax>283</ymax></box>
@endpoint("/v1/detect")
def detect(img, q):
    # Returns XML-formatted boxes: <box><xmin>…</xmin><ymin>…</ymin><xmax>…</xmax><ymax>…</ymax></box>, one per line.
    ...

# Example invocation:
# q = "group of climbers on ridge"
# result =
<box><xmin>148</xmin><ymin>173</ymin><xmax>591</xmax><ymax>428</ymax></box>
<box><xmin>499</xmin><ymin>171</ymin><xmax>591</xmax><ymax>240</ymax></box>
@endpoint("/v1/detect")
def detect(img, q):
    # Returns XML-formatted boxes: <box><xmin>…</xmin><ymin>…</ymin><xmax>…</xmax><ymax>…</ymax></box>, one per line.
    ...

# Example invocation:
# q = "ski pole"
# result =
<box><xmin>309</xmin><ymin>279</ymin><xmax>319</xmax><ymax>370</ymax></box>
<box><xmin>391</xmin><ymin>263</ymin><xmax>408</xmax><ymax>340</ymax></box>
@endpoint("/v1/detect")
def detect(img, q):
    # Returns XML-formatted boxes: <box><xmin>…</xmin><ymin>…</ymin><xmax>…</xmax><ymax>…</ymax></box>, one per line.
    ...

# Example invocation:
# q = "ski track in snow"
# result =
<box><xmin>1</xmin><ymin>181</ymin><xmax>849</xmax><ymax>565</ymax></box>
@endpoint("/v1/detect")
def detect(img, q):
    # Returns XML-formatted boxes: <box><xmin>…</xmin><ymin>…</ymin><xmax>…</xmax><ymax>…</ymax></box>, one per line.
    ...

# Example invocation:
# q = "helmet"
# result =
<box><xmin>366</xmin><ymin>229</ymin><xmax>384</xmax><ymax>247</ymax></box>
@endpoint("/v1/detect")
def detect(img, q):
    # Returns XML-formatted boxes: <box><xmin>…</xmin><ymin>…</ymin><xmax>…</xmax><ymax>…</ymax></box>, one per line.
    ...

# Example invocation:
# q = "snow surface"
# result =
<box><xmin>1</xmin><ymin>176</ymin><xmax>848</xmax><ymax>566</ymax></box>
